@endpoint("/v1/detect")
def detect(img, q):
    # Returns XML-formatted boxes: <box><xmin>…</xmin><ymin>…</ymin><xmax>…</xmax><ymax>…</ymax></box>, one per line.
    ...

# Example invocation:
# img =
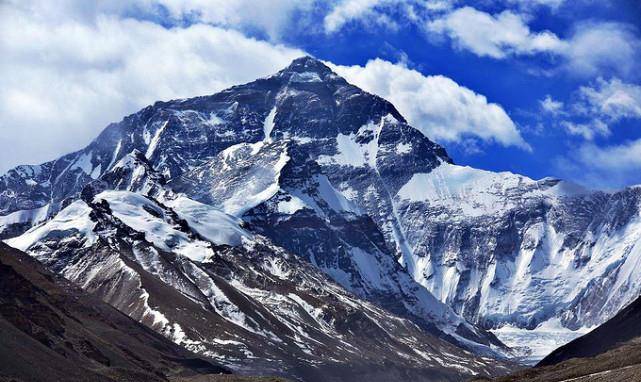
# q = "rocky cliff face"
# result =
<box><xmin>391</xmin><ymin>165</ymin><xmax>641</xmax><ymax>331</ymax></box>
<box><xmin>3</xmin><ymin>56</ymin><xmax>641</xmax><ymax>372</ymax></box>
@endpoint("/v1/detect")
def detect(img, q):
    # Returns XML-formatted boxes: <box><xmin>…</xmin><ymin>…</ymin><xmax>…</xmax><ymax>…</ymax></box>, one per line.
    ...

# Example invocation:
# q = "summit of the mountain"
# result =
<box><xmin>277</xmin><ymin>55</ymin><xmax>337</xmax><ymax>76</ymax></box>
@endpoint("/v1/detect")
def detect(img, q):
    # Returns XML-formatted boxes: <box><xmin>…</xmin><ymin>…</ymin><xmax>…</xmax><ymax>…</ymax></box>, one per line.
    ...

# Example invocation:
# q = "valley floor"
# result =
<box><xmin>475</xmin><ymin>339</ymin><xmax>641</xmax><ymax>382</ymax></box>
<box><xmin>490</xmin><ymin>319</ymin><xmax>592</xmax><ymax>364</ymax></box>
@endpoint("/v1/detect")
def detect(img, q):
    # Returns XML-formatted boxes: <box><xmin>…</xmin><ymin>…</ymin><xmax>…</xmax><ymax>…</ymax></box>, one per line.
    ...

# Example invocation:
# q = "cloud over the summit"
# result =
<box><xmin>0</xmin><ymin>2</ymin><xmax>304</xmax><ymax>172</ymax></box>
<box><xmin>332</xmin><ymin>59</ymin><xmax>530</xmax><ymax>150</ymax></box>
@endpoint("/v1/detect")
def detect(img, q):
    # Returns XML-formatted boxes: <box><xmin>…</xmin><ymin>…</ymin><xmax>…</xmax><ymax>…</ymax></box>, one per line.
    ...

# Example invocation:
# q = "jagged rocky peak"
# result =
<box><xmin>0</xmin><ymin>55</ymin><xmax>447</xmax><ymax>222</ymax></box>
<box><xmin>275</xmin><ymin>55</ymin><xmax>339</xmax><ymax>80</ymax></box>
<box><xmin>80</xmin><ymin>149</ymin><xmax>167</xmax><ymax>202</ymax></box>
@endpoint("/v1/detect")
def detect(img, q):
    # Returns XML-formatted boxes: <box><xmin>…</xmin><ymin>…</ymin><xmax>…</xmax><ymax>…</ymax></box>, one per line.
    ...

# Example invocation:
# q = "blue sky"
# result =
<box><xmin>1</xmin><ymin>0</ymin><xmax>641</xmax><ymax>189</ymax></box>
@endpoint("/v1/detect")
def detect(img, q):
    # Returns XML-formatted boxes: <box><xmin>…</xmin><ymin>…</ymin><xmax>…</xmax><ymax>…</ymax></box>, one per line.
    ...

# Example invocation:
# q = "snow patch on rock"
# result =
<box><xmin>95</xmin><ymin>191</ymin><xmax>214</xmax><ymax>262</ymax></box>
<box><xmin>6</xmin><ymin>200</ymin><xmax>96</xmax><ymax>251</ymax></box>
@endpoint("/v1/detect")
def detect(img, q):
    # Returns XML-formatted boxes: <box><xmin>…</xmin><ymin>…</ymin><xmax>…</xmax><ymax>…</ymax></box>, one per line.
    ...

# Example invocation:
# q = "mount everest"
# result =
<box><xmin>2</xmin><ymin>56</ymin><xmax>641</xmax><ymax>379</ymax></box>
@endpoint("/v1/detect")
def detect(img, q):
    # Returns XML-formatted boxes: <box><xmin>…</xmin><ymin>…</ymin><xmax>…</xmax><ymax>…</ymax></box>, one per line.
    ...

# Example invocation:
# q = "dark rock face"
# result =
<box><xmin>0</xmin><ymin>242</ymin><xmax>229</xmax><ymax>382</ymax></box>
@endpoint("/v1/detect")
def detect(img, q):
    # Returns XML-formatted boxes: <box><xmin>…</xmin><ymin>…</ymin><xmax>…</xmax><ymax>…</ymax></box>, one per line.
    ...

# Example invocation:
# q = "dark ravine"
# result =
<box><xmin>0</xmin><ymin>241</ymin><xmax>229</xmax><ymax>382</ymax></box>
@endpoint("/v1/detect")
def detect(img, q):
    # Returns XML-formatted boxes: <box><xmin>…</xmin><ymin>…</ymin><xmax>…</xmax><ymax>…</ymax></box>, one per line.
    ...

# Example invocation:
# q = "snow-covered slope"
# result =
<box><xmin>6</xmin><ymin>185</ymin><xmax>510</xmax><ymax>381</ymax></box>
<box><xmin>387</xmin><ymin>162</ymin><xmax>641</xmax><ymax>360</ymax></box>
<box><xmin>3</xmin><ymin>56</ymin><xmax>641</xmax><ymax>369</ymax></box>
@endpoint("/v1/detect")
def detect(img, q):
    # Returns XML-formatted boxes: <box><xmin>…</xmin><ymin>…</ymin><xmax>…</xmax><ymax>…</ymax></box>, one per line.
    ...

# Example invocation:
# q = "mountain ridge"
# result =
<box><xmin>0</xmin><ymin>241</ymin><xmax>230</xmax><ymax>381</ymax></box>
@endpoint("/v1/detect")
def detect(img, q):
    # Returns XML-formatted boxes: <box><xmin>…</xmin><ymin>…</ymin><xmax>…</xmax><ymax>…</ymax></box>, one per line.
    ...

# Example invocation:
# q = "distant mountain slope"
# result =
<box><xmin>539</xmin><ymin>294</ymin><xmax>641</xmax><ymax>367</ymax></box>
<box><xmin>476</xmin><ymin>294</ymin><xmax>641</xmax><ymax>381</ymax></box>
<box><xmin>0</xmin><ymin>241</ymin><xmax>228</xmax><ymax>382</ymax></box>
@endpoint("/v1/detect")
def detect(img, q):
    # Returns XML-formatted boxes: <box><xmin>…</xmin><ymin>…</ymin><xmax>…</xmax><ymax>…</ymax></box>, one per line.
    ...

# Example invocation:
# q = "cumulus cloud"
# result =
<box><xmin>426</xmin><ymin>7</ymin><xmax>564</xmax><ymax>59</ymax></box>
<box><xmin>424</xmin><ymin>7</ymin><xmax>640</xmax><ymax>79</ymax></box>
<box><xmin>553</xmin><ymin>78</ymin><xmax>641</xmax><ymax>185</ymax></box>
<box><xmin>331</xmin><ymin>59</ymin><xmax>530</xmax><ymax>150</ymax></box>
<box><xmin>540</xmin><ymin>95</ymin><xmax>564</xmax><ymax>114</ymax></box>
<box><xmin>325</xmin><ymin>3</ymin><xmax>640</xmax><ymax>79</ymax></box>
<box><xmin>0</xmin><ymin>1</ymin><xmax>304</xmax><ymax>173</ymax></box>
<box><xmin>577</xmin><ymin>78</ymin><xmax>641</xmax><ymax>121</ymax></box>
<box><xmin>563</xmin><ymin>22</ymin><xmax>640</xmax><ymax>78</ymax></box>
<box><xmin>324</xmin><ymin>0</ymin><xmax>388</xmax><ymax>33</ymax></box>
<box><xmin>551</xmin><ymin>77</ymin><xmax>641</xmax><ymax>141</ymax></box>
<box><xmin>322</xmin><ymin>0</ymin><xmax>453</xmax><ymax>33</ymax></box>
<box><xmin>148</xmin><ymin>0</ymin><xmax>315</xmax><ymax>40</ymax></box>
<box><xmin>15</xmin><ymin>0</ymin><xmax>316</xmax><ymax>40</ymax></box>
<box><xmin>507</xmin><ymin>0</ymin><xmax>566</xmax><ymax>10</ymax></box>
<box><xmin>577</xmin><ymin>139</ymin><xmax>641</xmax><ymax>172</ymax></box>
<box><xmin>561</xmin><ymin>120</ymin><xmax>610</xmax><ymax>140</ymax></box>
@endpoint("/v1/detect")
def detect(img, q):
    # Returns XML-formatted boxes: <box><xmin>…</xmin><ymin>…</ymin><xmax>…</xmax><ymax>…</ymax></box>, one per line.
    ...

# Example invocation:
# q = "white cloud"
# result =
<box><xmin>124</xmin><ymin>1</ymin><xmax>638</xmax><ymax>81</ymax></box>
<box><xmin>540</xmin><ymin>95</ymin><xmax>564</xmax><ymax>114</ymax></box>
<box><xmin>507</xmin><ymin>0</ymin><xmax>566</xmax><ymax>10</ymax></box>
<box><xmin>557</xmin><ymin>139</ymin><xmax>641</xmax><ymax>189</ymax></box>
<box><xmin>8</xmin><ymin>0</ymin><xmax>316</xmax><ymax>41</ymax></box>
<box><xmin>426</xmin><ymin>6</ymin><xmax>565</xmax><ymax>59</ymax></box>
<box><xmin>150</xmin><ymin>0</ymin><xmax>315</xmax><ymax>39</ymax></box>
<box><xmin>553</xmin><ymin>77</ymin><xmax>641</xmax><ymax>141</ymax></box>
<box><xmin>0</xmin><ymin>1</ymin><xmax>304</xmax><ymax>173</ymax></box>
<box><xmin>577</xmin><ymin>78</ymin><xmax>641</xmax><ymax>121</ymax></box>
<box><xmin>322</xmin><ymin>0</ymin><xmax>453</xmax><ymax>33</ymax></box>
<box><xmin>554</xmin><ymin>78</ymin><xmax>641</xmax><ymax>185</ymax></box>
<box><xmin>424</xmin><ymin>7</ymin><xmax>640</xmax><ymax>79</ymax></box>
<box><xmin>561</xmin><ymin>120</ymin><xmax>609</xmax><ymax>140</ymax></box>
<box><xmin>563</xmin><ymin>22</ymin><xmax>640</xmax><ymax>78</ymax></box>
<box><xmin>323</xmin><ymin>3</ymin><xmax>640</xmax><ymax>79</ymax></box>
<box><xmin>331</xmin><ymin>59</ymin><xmax>530</xmax><ymax>150</ymax></box>
<box><xmin>577</xmin><ymin>139</ymin><xmax>641</xmax><ymax>172</ymax></box>
<box><xmin>324</xmin><ymin>0</ymin><xmax>386</xmax><ymax>33</ymax></box>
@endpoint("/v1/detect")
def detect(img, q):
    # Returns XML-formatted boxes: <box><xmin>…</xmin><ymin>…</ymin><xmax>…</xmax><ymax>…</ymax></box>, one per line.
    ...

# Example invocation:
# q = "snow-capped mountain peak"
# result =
<box><xmin>4</xmin><ymin>56</ymin><xmax>641</xmax><ymax>372</ymax></box>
